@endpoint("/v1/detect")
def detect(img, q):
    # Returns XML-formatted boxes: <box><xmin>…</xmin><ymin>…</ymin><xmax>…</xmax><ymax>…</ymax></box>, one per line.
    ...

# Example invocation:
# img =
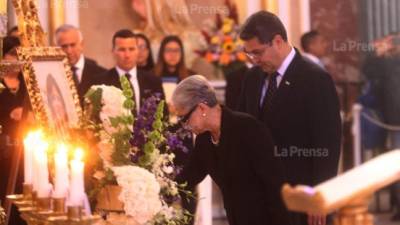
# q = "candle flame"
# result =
<box><xmin>74</xmin><ymin>148</ymin><xmax>84</xmax><ymax>161</ymax></box>
<box><xmin>55</xmin><ymin>143</ymin><xmax>68</xmax><ymax>163</ymax></box>
<box><xmin>24</xmin><ymin>130</ymin><xmax>48</xmax><ymax>152</ymax></box>
<box><xmin>24</xmin><ymin>130</ymin><xmax>43</xmax><ymax>147</ymax></box>
<box><xmin>56</xmin><ymin>143</ymin><xmax>68</xmax><ymax>154</ymax></box>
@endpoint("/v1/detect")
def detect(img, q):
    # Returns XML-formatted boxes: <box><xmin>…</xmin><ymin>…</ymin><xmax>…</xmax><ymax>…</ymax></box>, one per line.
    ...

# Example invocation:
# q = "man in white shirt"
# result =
<box><xmin>55</xmin><ymin>24</ymin><xmax>107</xmax><ymax>106</ymax></box>
<box><xmin>300</xmin><ymin>30</ymin><xmax>328</xmax><ymax>70</ymax></box>
<box><xmin>100</xmin><ymin>29</ymin><xmax>165</xmax><ymax>114</ymax></box>
<box><xmin>238</xmin><ymin>11</ymin><xmax>341</xmax><ymax>225</ymax></box>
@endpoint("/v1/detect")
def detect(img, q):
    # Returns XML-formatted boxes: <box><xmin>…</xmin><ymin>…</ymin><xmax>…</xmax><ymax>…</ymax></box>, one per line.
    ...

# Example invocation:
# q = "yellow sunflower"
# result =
<box><xmin>222</xmin><ymin>42</ymin><xmax>235</xmax><ymax>54</ymax></box>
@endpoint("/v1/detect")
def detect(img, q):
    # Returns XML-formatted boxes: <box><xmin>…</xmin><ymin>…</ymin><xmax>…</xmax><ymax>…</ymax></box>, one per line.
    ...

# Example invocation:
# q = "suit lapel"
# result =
<box><xmin>268</xmin><ymin>51</ymin><xmax>302</xmax><ymax>112</ymax></box>
<box><xmin>79</xmin><ymin>59</ymin><xmax>90</xmax><ymax>94</ymax></box>
<box><xmin>248</xmin><ymin>69</ymin><xmax>266</xmax><ymax>117</ymax></box>
<box><xmin>137</xmin><ymin>70</ymin><xmax>145</xmax><ymax>103</ymax></box>
<box><xmin>109</xmin><ymin>68</ymin><xmax>122</xmax><ymax>89</ymax></box>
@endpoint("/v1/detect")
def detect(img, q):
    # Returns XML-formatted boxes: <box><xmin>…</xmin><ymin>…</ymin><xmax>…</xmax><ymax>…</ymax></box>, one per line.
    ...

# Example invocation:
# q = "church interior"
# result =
<box><xmin>0</xmin><ymin>0</ymin><xmax>399</xmax><ymax>225</ymax></box>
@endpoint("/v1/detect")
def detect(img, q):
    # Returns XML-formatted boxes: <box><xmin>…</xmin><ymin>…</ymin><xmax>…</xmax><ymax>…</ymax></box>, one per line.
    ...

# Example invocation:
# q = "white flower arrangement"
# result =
<box><xmin>113</xmin><ymin>166</ymin><xmax>162</xmax><ymax>224</ymax></box>
<box><xmin>85</xmin><ymin>76</ymin><xmax>192</xmax><ymax>225</ymax></box>
<box><xmin>91</xmin><ymin>85</ymin><xmax>132</xmax><ymax>134</ymax></box>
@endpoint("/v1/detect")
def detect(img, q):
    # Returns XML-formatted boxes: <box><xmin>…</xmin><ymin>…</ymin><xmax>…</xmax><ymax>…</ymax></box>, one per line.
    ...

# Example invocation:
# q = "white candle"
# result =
<box><xmin>24</xmin><ymin>130</ymin><xmax>45</xmax><ymax>192</ymax></box>
<box><xmin>23</xmin><ymin>131</ymin><xmax>37</xmax><ymax>184</ymax></box>
<box><xmin>53</xmin><ymin>143</ymin><xmax>69</xmax><ymax>198</ymax></box>
<box><xmin>69</xmin><ymin>148</ymin><xmax>85</xmax><ymax>206</ymax></box>
<box><xmin>34</xmin><ymin>137</ymin><xmax>52</xmax><ymax>198</ymax></box>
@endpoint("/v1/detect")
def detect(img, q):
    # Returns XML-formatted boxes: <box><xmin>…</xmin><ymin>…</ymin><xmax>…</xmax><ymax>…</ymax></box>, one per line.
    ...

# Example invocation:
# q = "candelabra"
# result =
<box><xmin>7</xmin><ymin>184</ymin><xmax>101</xmax><ymax>225</ymax></box>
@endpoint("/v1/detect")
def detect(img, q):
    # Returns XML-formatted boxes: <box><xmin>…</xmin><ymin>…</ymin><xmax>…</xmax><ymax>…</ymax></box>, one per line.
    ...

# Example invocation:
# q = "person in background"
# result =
<box><xmin>154</xmin><ymin>35</ymin><xmax>195</xmax><ymax>83</ymax></box>
<box><xmin>100</xmin><ymin>29</ymin><xmax>165</xmax><ymax>114</ymax></box>
<box><xmin>0</xmin><ymin>36</ymin><xmax>27</xmax><ymax>149</ymax></box>
<box><xmin>363</xmin><ymin>33</ymin><xmax>400</xmax><ymax>221</ymax></box>
<box><xmin>384</xmin><ymin>34</ymin><xmax>400</xmax><ymax>222</ymax></box>
<box><xmin>55</xmin><ymin>24</ymin><xmax>107</xmax><ymax>106</ymax></box>
<box><xmin>300</xmin><ymin>30</ymin><xmax>328</xmax><ymax>70</ymax></box>
<box><xmin>136</xmin><ymin>33</ymin><xmax>155</xmax><ymax>71</ymax></box>
<box><xmin>0</xmin><ymin>36</ymin><xmax>28</xmax><ymax>225</ymax></box>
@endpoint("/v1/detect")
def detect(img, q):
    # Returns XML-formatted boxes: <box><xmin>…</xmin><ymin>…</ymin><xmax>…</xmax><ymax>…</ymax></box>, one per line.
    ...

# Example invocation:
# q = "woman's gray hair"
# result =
<box><xmin>172</xmin><ymin>75</ymin><xmax>218</xmax><ymax>111</ymax></box>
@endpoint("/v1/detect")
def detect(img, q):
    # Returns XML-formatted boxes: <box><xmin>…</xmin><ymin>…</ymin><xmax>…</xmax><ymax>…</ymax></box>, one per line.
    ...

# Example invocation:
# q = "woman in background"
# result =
<box><xmin>154</xmin><ymin>35</ymin><xmax>195</xmax><ymax>83</ymax></box>
<box><xmin>136</xmin><ymin>33</ymin><xmax>155</xmax><ymax>71</ymax></box>
<box><xmin>0</xmin><ymin>35</ymin><xmax>29</xmax><ymax>225</ymax></box>
<box><xmin>0</xmin><ymin>36</ymin><xmax>26</xmax><ymax>143</ymax></box>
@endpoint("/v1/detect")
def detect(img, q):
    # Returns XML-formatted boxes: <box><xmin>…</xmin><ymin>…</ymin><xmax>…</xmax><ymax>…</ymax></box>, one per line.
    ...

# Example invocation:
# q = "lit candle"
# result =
<box><xmin>69</xmin><ymin>148</ymin><xmax>85</xmax><ymax>206</ymax></box>
<box><xmin>34</xmin><ymin>136</ymin><xmax>52</xmax><ymax>198</ymax></box>
<box><xmin>23</xmin><ymin>131</ymin><xmax>38</xmax><ymax>184</ymax></box>
<box><xmin>53</xmin><ymin>143</ymin><xmax>69</xmax><ymax>198</ymax></box>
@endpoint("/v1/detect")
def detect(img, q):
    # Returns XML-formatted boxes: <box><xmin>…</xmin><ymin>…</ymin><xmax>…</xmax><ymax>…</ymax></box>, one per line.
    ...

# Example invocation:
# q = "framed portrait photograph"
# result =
<box><xmin>17</xmin><ymin>47</ymin><xmax>83</xmax><ymax>136</ymax></box>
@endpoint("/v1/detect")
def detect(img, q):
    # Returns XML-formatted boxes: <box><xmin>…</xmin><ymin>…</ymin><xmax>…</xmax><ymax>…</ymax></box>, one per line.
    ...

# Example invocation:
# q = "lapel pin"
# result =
<box><xmin>285</xmin><ymin>81</ymin><xmax>291</xmax><ymax>86</ymax></box>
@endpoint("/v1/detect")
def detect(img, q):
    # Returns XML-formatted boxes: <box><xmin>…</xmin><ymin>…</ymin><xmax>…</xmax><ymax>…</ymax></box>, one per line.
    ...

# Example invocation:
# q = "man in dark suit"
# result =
<box><xmin>238</xmin><ymin>11</ymin><xmax>341</xmax><ymax>225</ymax></box>
<box><xmin>55</xmin><ymin>24</ymin><xmax>107</xmax><ymax>106</ymax></box>
<box><xmin>100</xmin><ymin>29</ymin><xmax>165</xmax><ymax>114</ymax></box>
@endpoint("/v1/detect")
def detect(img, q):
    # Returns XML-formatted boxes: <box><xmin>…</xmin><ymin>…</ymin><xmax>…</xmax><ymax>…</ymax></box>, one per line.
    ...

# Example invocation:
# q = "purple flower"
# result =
<box><xmin>130</xmin><ymin>130</ymin><xmax>146</xmax><ymax>148</ymax></box>
<box><xmin>130</xmin><ymin>151</ymin><xmax>144</xmax><ymax>164</ymax></box>
<box><xmin>129</xmin><ymin>94</ymin><xmax>163</xmax><ymax>163</ymax></box>
<box><xmin>165</xmin><ymin>127</ymin><xmax>193</xmax><ymax>154</ymax></box>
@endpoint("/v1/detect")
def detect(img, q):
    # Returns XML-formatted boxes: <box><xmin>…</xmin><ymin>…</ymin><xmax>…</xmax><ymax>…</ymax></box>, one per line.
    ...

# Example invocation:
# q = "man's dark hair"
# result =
<box><xmin>239</xmin><ymin>11</ymin><xmax>287</xmax><ymax>44</ymax></box>
<box><xmin>112</xmin><ymin>29</ymin><xmax>136</xmax><ymax>49</ymax></box>
<box><xmin>301</xmin><ymin>30</ymin><xmax>320</xmax><ymax>52</ymax></box>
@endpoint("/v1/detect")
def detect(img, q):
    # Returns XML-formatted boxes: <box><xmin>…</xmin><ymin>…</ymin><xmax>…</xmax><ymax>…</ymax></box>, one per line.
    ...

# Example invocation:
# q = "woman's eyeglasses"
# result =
<box><xmin>178</xmin><ymin>105</ymin><xmax>198</xmax><ymax>125</ymax></box>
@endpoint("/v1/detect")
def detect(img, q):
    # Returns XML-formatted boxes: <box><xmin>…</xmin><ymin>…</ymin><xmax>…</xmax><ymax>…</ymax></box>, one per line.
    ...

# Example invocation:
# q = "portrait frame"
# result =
<box><xmin>17</xmin><ymin>47</ymin><xmax>83</xmax><ymax>134</ymax></box>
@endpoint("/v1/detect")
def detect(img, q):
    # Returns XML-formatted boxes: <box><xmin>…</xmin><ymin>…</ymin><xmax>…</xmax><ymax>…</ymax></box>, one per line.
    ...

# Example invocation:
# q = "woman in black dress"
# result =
<box><xmin>0</xmin><ymin>36</ymin><xmax>30</xmax><ymax>225</ymax></box>
<box><xmin>172</xmin><ymin>75</ymin><xmax>289</xmax><ymax>225</ymax></box>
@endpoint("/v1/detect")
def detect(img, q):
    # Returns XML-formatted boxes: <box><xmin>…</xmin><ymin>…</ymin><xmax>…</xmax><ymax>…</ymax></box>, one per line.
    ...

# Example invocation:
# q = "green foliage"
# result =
<box><xmin>137</xmin><ymin>100</ymin><xmax>166</xmax><ymax>167</ymax></box>
<box><xmin>111</xmin><ymin>127</ymin><xmax>133</xmax><ymax>166</ymax></box>
<box><xmin>85</xmin><ymin>87</ymin><xmax>103</xmax><ymax>117</ymax></box>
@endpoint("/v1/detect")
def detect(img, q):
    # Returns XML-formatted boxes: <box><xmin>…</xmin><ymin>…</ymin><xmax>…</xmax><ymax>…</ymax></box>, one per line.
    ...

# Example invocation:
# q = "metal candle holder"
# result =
<box><xmin>7</xmin><ymin>185</ymin><xmax>101</xmax><ymax>225</ymax></box>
